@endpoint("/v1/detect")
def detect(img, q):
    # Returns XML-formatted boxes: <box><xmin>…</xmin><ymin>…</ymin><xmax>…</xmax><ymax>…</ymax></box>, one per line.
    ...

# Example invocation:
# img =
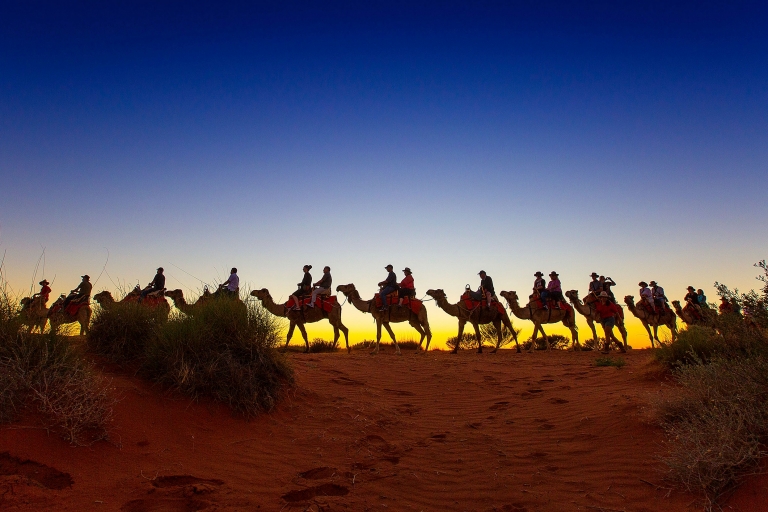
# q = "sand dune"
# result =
<box><xmin>0</xmin><ymin>348</ymin><xmax>755</xmax><ymax>511</ymax></box>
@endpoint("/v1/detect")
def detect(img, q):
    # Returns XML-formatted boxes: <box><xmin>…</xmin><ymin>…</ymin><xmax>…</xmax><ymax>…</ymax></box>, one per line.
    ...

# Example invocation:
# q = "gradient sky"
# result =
<box><xmin>1</xmin><ymin>1</ymin><xmax>767</xmax><ymax>346</ymax></box>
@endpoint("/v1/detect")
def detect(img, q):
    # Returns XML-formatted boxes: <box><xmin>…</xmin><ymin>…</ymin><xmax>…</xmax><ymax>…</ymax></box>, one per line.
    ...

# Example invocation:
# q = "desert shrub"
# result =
<box><xmin>446</xmin><ymin>332</ymin><xmax>481</xmax><ymax>350</ymax></box>
<box><xmin>520</xmin><ymin>334</ymin><xmax>570</xmax><ymax>351</ymax></box>
<box><xmin>594</xmin><ymin>356</ymin><xmax>626</xmax><ymax>368</ymax></box>
<box><xmin>142</xmin><ymin>298</ymin><xmax>292</xmax><ymax>417</ymax></box>
<box><xmin>88</xmin><ymin>302</ymin><xmax>163</xmax><ymax>363</ymax></box>
<box><xmin>0</xmin><ymin>331</ymin><xmax>113</xmax><ymax>444</ymax></box>
<box><xmin>652</xmin><ymin>355</ymin><xmax>768</xmax><ymax>508</ymax></box>
<box><xmin>351</xmin><ymin>338</ymin><xmax>422</xmax><ymax>351</ymax></box>
<box><xmin>308</xmin><ymin>339</ymin><xmax>338</xmax><ymax>353</ymax></box>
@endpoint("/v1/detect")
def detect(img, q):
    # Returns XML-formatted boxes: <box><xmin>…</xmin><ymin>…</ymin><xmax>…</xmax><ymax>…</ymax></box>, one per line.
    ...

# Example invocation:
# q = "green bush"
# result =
<box><xmin>594</xmin><ymin>356</ymin><xmax>626</xmax><ymax>368</ymax></box>
<box><xmin>142</xmin><ymin>298</ymin><xmax>292</xmax><ymax>417</ymax></box>
<box><xmin>88</xmin><ymin>302</ymin><xmax>162</xmax><ymax>363</ymax></box>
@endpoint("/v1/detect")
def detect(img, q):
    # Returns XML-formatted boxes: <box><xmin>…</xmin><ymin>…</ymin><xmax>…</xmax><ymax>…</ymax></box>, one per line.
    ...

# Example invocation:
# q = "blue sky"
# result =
<box><xmin>1</xmin><ymin>1</ymin><xmax>767</xmax><ymax>345</ymax></box>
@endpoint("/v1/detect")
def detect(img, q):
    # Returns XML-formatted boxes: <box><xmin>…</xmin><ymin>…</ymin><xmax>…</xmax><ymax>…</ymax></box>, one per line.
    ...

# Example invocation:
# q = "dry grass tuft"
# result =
<box><xmin>88</xmin><ymin>300</ymin><xmax>163</xmax><ymax>363</ymax></box>
<box><xmin>652</xmin><ymin>356</ymin><xmax>768</xmax><ymax>509</ymax></box>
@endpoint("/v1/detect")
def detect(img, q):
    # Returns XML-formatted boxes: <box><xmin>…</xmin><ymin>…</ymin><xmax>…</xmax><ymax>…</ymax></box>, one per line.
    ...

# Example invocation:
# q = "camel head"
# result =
<box><xmin>93</xmin><ymin>290</ymin><xmax>114</xmax><ymax>305</ymax></box>
<box><xmin>623</xmin><ymin>295</ymin><xmax>635</xmax><ymax>307</ymax></box>
<box><xmin>425</xmin><ymin>289</ymin><xmax>446</xmax><ymax>301</ymax></box>
<box><xmin>20</xmin><ymin>297</ymin><xmax>31</xmax><ymax>307</ymax></box>
<box><xmin>565</xmin><ymin>290</ymin><xmax>579</xmax><ymax>302</ymax></box>
<box><xmin>249</xmin><ymin>288</ymin><xmax>272</xmax><ymax>301</ymax></box>
<box><xmin>500</xmin><ymin>291</ymin><xmax>518</xmax><ymax>303</ymax></box>
<box><xmin>165</xmin><ymin>289</ymin><xmax>184</xmax><ymax>303</ymax></box>
<box><xmin>671</xmin><ymin>300</ymin><xmax>682</xmax><ymax>311</ymax></box>
<box><xmin>336</xmin><ymin>284</ymin><xmax>357</xmax><ymax>296</ymax></box>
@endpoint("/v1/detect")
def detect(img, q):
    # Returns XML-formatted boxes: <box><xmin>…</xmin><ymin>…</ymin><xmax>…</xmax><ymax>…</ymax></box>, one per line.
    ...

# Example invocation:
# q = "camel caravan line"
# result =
<box><xmin>19</xmin><ymin>266</ymin><xmax>722</xmax><ymax>354</ymax></box>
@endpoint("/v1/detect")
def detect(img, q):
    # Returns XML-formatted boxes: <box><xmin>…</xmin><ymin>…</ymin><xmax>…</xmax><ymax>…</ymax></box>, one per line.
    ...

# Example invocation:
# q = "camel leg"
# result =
<box><xmin>408</xmin><ymin>319</ymin><xmax>426</xmax><ymax>352</ymax></box>
<box><xmin>490</xmin><ymin>319</ymin><xmax>502</xmax><ymax>354</ymax></box>
<box><xmin>587</xmin><ymin>319</ymin><xmax>598</xmax><ymax>346</ymax></box>
<box><xmin>641</xmin><ymin>322</ymin><xmax>654</xmax><ymax>347</ymax></box>
<box><xmin>372</xmin><ymin>321</ymin><xmax>382</xmax><ymax>354</ymax></box>
<box><xmin>383</xmin><ymin>322</ymin><xmax>400</xmax><ymax>355</ymax></box>
<box><xmin>568</xmin><ymin>321</ymin><xmax>579</xmax><ymax>350</ymax></box>
<box><xmin>472</xmin><ymin>322</ymin><xmax>482</xmax><ymax>354</ymax></box>
<box><xmin>285</xmin><ymin>322</ymin><xmax>297</xmax><ymax>350</ymax></box>
<box><xmin>336</xmin><ymin>322</ymin><xmax>350</xmax><ymax>353</ymax></box>
<box><xmin>617</xmin><ymin>320</ymin><xmax>628</xmax><ymax>347</ymax></box>
<box><xmin>332</xmin><ymin>325</ymin><xmax>340</xmax><ymax>350</ymax></box>
<box><xmin>652</xmin><ymin>324</ymin><xmax>661</xmax><ymax>346</ymax></box>
<box><xmin>453</xmin><ymin>320</ymin><xmax>466</xmax><ymax>354</ymax></box>
<box><xmin>423</xmin><ymin>322</ymin><xmax>432</xmax><ymax>352</ymax></box>
<box><xmin>296</xmin><ymin>323</ymin><xmax>309</xmax><ymax>353</ymax></box>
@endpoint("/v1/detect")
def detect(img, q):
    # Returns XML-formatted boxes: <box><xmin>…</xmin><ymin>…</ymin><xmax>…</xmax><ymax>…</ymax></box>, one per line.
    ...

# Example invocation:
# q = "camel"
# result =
<box><xmin>623</xmin><ymin>296</ymin><xmax>677</xmax><ymax>347</ymax></box>
<box><xmin>672</xmin><ymin>300</ymin><xmax>716</xmax><ymax>327</ymax></box>
<box><xmin>19</xmin><ymin>296</ymin><xmax>48</xmax><ymax>333</ymax></box>
<box><xmin>426</xmin><ymin>289</ymin><xmax>519</xmax><ymax>354</ymax></box>
<box><xmin>93</xmin><ymin>290</ymin><xmax>170</xmax><ymax>320</ymax></box>
<box><xmin>336</xmin><ymin>284</ymin><xmax>431</xmax><ymax>354</ymax></box>
<box><xmin>49</xmin><ymin>303</ymin><xmax>92</xmax><ymax>336</ymax></box>
<box><xmin>164</xmin><ymin>289</ymin><xmax>214</xmax><ymax>316</ymax></box>
<box><xmin>565</xmin><ymin>290</ymin><xmax>628</xmax><ymax>349</ymax></box>
<box><xmin>499</xmin><ymin>291</ymin><xmax>578</xmax><ymax>350</ymax></box>
<box><xmin>250</xmin><ymin>288</ymin><xmax>350</xmax><ymax>353</ymax></box>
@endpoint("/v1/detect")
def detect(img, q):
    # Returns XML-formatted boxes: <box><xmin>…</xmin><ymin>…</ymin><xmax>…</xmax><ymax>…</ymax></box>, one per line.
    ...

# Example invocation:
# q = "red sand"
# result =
<box><xmin>0</xmin><ymin>348</ymin><xmax>755</xmax><ymax>511</ymax></box>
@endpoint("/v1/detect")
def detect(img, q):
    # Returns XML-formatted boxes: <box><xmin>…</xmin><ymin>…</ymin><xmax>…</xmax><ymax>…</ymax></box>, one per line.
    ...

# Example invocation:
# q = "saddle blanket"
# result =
<box><xmin>50</xmin><ymin>301</ymin><xmax>89</xmax><ymax>317</ymax></box>
<box><xmin>529</xmin><ymin>298</ymin><xmax>574</xmax><ymax>314</ymax></box>
<box><xmin>460</xmin><ymin>292</ymin><xmax>506</xmax><ymax>315</ymax></box>
<box><xmin>374</xmin><ymin>293</ymin><xmax>422</xmax><ymax>314</ymax></box>
<box><xmin>285</xmin><ymin>295</ymin><xmax>338</xmax><ymax>313</ymax></box>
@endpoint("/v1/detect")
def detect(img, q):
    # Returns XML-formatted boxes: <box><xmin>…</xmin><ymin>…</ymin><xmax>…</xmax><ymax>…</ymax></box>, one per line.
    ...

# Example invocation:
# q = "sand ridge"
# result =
<box><xmin>0</xmin><ymin>349</ymin><xmax>719</xmax><ymax>511</ymax></box>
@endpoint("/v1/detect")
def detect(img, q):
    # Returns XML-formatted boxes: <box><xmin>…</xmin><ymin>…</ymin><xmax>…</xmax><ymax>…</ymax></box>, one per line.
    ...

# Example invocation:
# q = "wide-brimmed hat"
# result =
<box><xmin>599</xmin><ymin>292</ymin><xmax>610</xmax><ymax>298</ymax></box>
<box><xmin>534</xmin><ymin>271</ymin><xmax>543</xmax><ymax>277</ymax></box>
<box><xmin>478</xmin><ymin>270</ymin><xmax>486</xmax><ymax>275</ymax></box>
<box><xmin>39</xmin><ymin>279</ymin><xmax>49</xmax><ymax>285</ymax></box>
<box><xmin>403</xmin><ymin>267</ymin><xmax>412</xmax><ymax>273</ymax></box>
<box><xmin>650</xmin><ymin>280</ymin><xmax>657</xmax><ymax>286</ymax></box>
<box><xmin>590</xmin><ymin>272</ymin><xmax>599</xmax><ymax>278</ymax></box>
<box><xmin>549</xmin><ymin>271</ymin><xmax>559</xmax><ymax>277</ymax></box>
<box><xmin>82</xmin><ymin>275</ymin><xmax>90</xmax><ymax>280</ymax></box>
<box><xmin>687</xmin><ymin>286</ymin><xmax>695</xmax><ymax>291</ymax></box>
<box><xmin>385</xmin><ymin>264</ymin><xmax>393</xmax><ymax>270</ymax></box>
<box><xmin>639</xmin><ymin>281</ymin><xmax>648</xmax><ymax>287</ymax></box>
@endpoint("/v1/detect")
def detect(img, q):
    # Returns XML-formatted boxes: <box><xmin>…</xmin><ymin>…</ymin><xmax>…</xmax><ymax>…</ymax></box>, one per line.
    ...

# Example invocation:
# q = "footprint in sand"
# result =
<box><xmin>331</xmin><ymin>376</ymin><xmax>364</xmax><ymax>386</ymax></box>
<box><xmin>489</xmin><ymin>401</ymin><xmax>510</xmax><ymax>411</ymax></box>
<box><xmin>383</xmin><ymin>388</ymin><xmax>415</xmax><ymax>396</ymax></box>
<box><xmin>0</xmin><ymin>452</ymin><xmax>73</xmax><ymax>490</ymax></box>
<box><xmin>121</xmin><ymin>498</ymin><xmax>209</xmax><ymax>512</ymax></box>
<box><xmin>281</xmin><ymin>483</ymin><xmax>349</xmax><ymax>503</ymax></box>
<box><xmin>548</xmin><ymin>397</ymin><xmax>569</xmax><ymax>404</ymax></box>
<box><xmin>298</xmin><ymin>467</ymin><xmax>337</xmax><ymax>480</ymax></box>
<box><xmin>151</xmin><ymin>475</ymin><xmax>224</xmax><ymax>488</ymax></box>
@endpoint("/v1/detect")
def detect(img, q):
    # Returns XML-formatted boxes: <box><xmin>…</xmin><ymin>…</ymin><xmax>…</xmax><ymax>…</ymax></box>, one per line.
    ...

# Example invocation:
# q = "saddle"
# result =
<box><xmin>374</xmin><ymin>292</ymin><xmax>423</xmax><ymax>314</ymax></box>
<box><xmin>460</xmin><ymin>292</ymin><xmax>505</xmax><ymax>315</ymax></box>
<box><xmin>285</xmin><ymin>294</ymin><xmax>338</xmax><ymax>313</ymax></box>
<box><xmin>529</xmin><ymin>297</ymin><xmax>572</xmax><ymax>313</ymax></box>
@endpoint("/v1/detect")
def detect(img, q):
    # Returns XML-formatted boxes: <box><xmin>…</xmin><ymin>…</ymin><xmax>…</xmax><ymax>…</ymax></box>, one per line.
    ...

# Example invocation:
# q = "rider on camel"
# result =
<box><xmin>639</xmin><ymin>281</ymin><xmax>655</xmax><ymax>313</ymax></box>
<box><xmin>588</xmin><ymin>272</ymin><xmax>603</xmax><ymax>296</ymax></box>
<box><xmin>397</xmin><ymin>267</ymin><xmax>415</xmax><ymax>306</ymax></box>
<box><xmin>309</xmin><ymin>266</ymin><xmax>332</xmax><ymax>307</ymax></box>
<box><xmin>290</xmin><ymin>265</ymin><xmax>312</xmax><ymax>311</ymax></box>
<box><xmin>650</xmin><ymin>281</ymin><xmax>667</xmax><ymax>311</ymax></box>
<box><xmin>684</xmin><ymin>286</ymin><xmax>704</xmax><ymax>319</ymax></box>
<box><xmin>719</xmin><ymin>296</ymin><xmax>734</xmax><ymax>314</ymax></box>
<box><xmin>697</xmin><ymin>289</ymin><xmax>708</xmax><ymax>309</ymax></box>
<box><xmin>62</xmin><ymin>275</ymin><xmax>92</xmax><ymax>310</ymax></box>
<box><xmin>469</xmin><ymin>270</ymin><xmax>495</xmax><ymax>308</ymax></box>
<box><xmin>139</xmin><ymin>267</ymin><xmax>165</xmax><ymax>303</ymax></box>
<box><xmin>601</xmin><ymin>276</ymin><xmax>617</xmax><ymax>302</ymax></box>
<box><xmin>378</xmin><ymin>264</ymin><xmax>398</xmax><ymax>311</ymax></box>
<box><xmin>217</xmin><ymin>268</ymin><xmax>239</xmax><ymax>298</ymax></box>
<box><xmin>533</xmin><ymin>271</ymin><xmax>546</xmax><ymax>299</ymax></box>
<box><xmin>32</xmin><ymin>279</ymin><xmax>52</xmax><ymax>305</ymax></box>
<box><xmin>541</xmin><ymin>271</ymin><xmax>563</xmax><ymax>308</ymax></box>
